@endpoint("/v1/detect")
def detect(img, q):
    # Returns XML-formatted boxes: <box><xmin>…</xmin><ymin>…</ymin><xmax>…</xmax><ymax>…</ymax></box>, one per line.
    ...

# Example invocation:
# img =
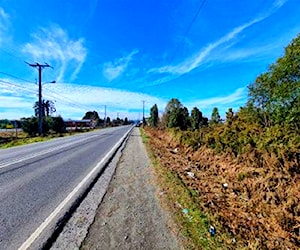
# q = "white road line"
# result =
<box><xmin>0</xmin><ymin>135</ymin><xmax>99</xmax><ymax>169</ymax></box>
<box><xmin>18</xmin><ymin>127</ymin><xmax>131</xmax><ymax>250</ymax></box>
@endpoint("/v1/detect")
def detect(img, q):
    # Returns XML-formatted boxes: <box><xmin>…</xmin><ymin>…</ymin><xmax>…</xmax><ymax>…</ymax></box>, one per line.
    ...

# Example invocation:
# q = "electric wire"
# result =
<box><xmin>168</xmin><ymin>0</ymin><xmax>207</xmax><ymax>65</ymax></box>
<box><xmin>0</xmin><ymin>71</ymin><xmax>34</xmax><ymax>84</ymax></box>
<box><xmin>0</xmin><ymin>78</ymin><xmax>100</xmax><ymax>115</ymax></box>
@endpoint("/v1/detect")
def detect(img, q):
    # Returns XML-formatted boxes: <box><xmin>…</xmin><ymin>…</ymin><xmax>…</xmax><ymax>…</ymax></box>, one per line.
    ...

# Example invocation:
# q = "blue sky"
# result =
<box><xmin>0</xmin><ymin>0</ymin><xmax>299</xmax><ymax>120</ymax></box>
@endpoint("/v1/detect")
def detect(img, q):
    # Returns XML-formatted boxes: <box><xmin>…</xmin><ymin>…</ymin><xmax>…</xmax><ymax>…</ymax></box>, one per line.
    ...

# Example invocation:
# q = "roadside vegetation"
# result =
<box><xmin>142</xmin><ymin>34</ymin><xmax>300</xmax><ymax>249</ymax></box>
<box><xmin>0</xmin><ymin>107</ymin><xmax>133</xmax><ymax>149</ymax></box>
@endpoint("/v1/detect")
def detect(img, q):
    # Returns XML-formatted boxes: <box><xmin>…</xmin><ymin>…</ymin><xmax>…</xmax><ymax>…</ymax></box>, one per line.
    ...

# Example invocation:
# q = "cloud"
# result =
<box><xmin>185</xmin><ymin>87</ymin><xmax>247</xmax><ymax>117</ymax></box>
<box><xmin>152</xmin><ymin>17</ymin><xmax>266</xmax><ymax>76</ymax></box>
<box><xmin>0</xmin><ymin>77</ymin><xmax>247</xmax><ymax>120</ymax></box>
<box><xmin>273</xmin><ymin>0</ymin><xmax>288</xmax><ymax>9</ymax></box>
<box><xmin>103</xmin><ymin>50</ymin><xmax>139</xmax><ymax>81</ymax></box>
<box><xmin>44</xmin><ymin>82</ymin><xmax>165</xmax><ymax>107</ymax></box>
<box><xmin>0</xmin><ymin>96</ymin><xmax>34</xmax><ymax>109</ymax></box>
<box><xmin>22</xmin><ymin>25</ymin><xmax>87</xmax><ymax>82</ymax></box>
<box><xmin>149</xmin><ymin>0</ymin><xmax>288</xmax><ymax>78</ymax></box>
<box><xmin>187</xmin><ymin>87</ymin><xmax>246</xmax><ymax>108</ymax></box>
<box><xmin>0</xmin><ymin>77</ymin><xmax>168</xmax><ymax>120</ymax></box>
<box><xmin>0</xmin><ymin>7</ymin><xmax>10</xmax><ymax>46</ymax></box>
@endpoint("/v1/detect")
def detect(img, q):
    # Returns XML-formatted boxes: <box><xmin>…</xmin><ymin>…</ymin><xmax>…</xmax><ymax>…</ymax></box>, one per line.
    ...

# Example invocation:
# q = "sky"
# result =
<box><xmin>0</xmin><ymin>0</ymin><xmax>299</xmax><ymax>121</ymax></box>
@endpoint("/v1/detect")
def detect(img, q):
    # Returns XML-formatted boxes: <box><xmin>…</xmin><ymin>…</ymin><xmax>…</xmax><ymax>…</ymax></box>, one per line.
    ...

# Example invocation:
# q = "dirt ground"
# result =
<box><xmin>81</xmin><ymin>128</ymin><xmax>180</xmax><ymax>250</ymax></box>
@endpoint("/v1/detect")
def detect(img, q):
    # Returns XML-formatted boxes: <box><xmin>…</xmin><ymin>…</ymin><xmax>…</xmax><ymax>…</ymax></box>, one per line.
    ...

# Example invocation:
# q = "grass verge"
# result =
<box><xmin>0</xmin><ymin>130</ymin><xmax>92</xmax><ymax>149</ymax></box>
<box><xmin>0</xmin><ymin>134</ymin><xmax>62</xmax><ymax>149</ymax></box>
<box><xmin>140</xmin><ymin>128</ymin><xmax>226</xmax><ymax>249</ymax></box>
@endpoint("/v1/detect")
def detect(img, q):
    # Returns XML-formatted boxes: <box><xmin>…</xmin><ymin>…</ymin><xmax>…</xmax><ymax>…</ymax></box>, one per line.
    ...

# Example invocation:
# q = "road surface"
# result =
<box><xmin>81</xmin><ymin>128</ymin><xmax>180</xmax><ymax>250</ymax></box>
<box><xmin>0</xmin><ymin>126</ymin><xmax>132</xmax><ymax>250</ymax></box>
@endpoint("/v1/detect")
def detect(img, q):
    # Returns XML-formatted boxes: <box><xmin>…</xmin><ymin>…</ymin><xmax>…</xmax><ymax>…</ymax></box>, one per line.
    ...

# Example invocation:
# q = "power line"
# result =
<box><xmin>0</xmin><ymin>79</ymin><xmax>37</xmax><ymax>94</ymax></box>
<box><xmin>43</xmin><ymin>85</ymin><xmax>97</xmax><ymax>111</ymax></box>
<box><xmin>0</xmin><ymin>78</ymin><xmax>99</xmax><ymax>114</ymax></box>
<box><xmin>169</xmin><ymin>0</ymin><xmax>207</xmax><ymax>64</ymax></box>
<box><xmin>181</xmin><ymin>0</ymin><xmax>207</xmax><ymax>45</ymax></box>
<box><xmin>0</xmin><ymin>47</ymin><xmax>25</xmax><ymax>62</ymax></box>
<box><xmin>0</xmin><ymin>71</ymin><xmax>34</xmax><ymax>84</ymax></box>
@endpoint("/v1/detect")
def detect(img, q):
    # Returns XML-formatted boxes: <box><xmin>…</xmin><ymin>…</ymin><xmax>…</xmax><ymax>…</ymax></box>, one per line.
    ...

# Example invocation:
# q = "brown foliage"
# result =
<box><xmin>145</xmin><ymin>127</ymin><xmax>300</xmax><ymax>249</ymax></box>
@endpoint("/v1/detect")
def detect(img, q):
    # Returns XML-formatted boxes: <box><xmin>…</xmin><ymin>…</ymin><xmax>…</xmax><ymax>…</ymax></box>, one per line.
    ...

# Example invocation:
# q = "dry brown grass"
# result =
<box><xmin>144</xmin><ymin>127</ymin><xmax>300</xmax><ymax>249</ymax></box>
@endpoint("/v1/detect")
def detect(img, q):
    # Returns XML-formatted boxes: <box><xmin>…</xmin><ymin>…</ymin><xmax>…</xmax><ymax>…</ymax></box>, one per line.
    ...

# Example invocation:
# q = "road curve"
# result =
<box><xmin>0</xmin><ymin>125</ymin><xmax>132</xmax><ymax>250</ymax></box>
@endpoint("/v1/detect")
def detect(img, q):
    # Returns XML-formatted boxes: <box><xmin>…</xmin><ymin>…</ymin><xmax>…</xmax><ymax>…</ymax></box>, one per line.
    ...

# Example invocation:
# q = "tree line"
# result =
<box><xmin>148</xmin><ymin>33</ymin><xmax>300</xmax><ymax>161</ymax></box>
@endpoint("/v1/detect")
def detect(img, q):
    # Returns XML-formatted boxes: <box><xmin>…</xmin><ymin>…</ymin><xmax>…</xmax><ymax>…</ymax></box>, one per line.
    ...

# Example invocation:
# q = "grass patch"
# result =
<box><xmin>141</xmin><ymin>128</ymin><xmax>226</xmax><ymax>249</ymax></box>
<box><xmin>0</xmin><ymin>130</ymin><xmax>87</xmax><ymax>149</ymax></box>
<box><xmin>0</xmin><ymin>134</ymin><xmax>59</xmax><ymax>149</ymax></box>
<box><xmin>139</xmin><ymin>127</ymin><xmax>149</xmax><ymax>143</ymax></box>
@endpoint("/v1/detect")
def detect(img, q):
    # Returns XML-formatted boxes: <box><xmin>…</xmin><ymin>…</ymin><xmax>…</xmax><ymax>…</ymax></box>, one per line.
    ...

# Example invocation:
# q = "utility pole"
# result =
<box><xmin>104</xmin><ymin>105</ymin><xmax>107</xmax><ymax>127</ymax></box>
<box><xmin>142</xmin><ymin>100</ymin><xmax>145</xmax><ymax>125</ymax></box>
<box><xmin>28</xmin><ymin>63</ymin><xmax>51</xmax><ymax>135</ymax></box>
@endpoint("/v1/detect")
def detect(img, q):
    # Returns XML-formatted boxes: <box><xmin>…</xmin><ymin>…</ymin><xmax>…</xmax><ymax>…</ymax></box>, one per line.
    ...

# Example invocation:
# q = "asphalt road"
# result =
<box><xmin>0</xmin><ymin>125</ymin><xmax>132</xmax><ymax>250</ymax></box>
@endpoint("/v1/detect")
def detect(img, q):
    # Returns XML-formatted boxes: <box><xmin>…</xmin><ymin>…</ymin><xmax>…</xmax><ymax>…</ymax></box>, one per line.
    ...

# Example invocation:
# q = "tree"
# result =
<box><xmin>225</xmin><ymin>108</ymin><xmax>234</xmax><ymax>125</ymax></box>
<box><xmin>149</xmin><ymin>104</ymin><xmax>159</xmax><ymax>127</ymax></box>
<box><xmin>248</xmin><ymin>33</ymin><xmax>300</xmax><ymax>130</ymax></box>
<box><xmin>190</xmin><ymin>107</ymin><xmax>202</xmax><ymax>130</ymax></box>
<box><xmin>51</xmin><ymin>116</ymin><xmax>65</xmax><ymax>134</ymax></box>
<box><xmin>21</xmin><ymin>117</ymin><xmax>50</xmax><ymax>136</ymax></box>
<box><xmin>124</xmin><ymin>117</ymin><xmax>129</xmax><ymax>125</ymax></box>
<box><xmin>163</xmin><ymin>98</ymin><xmax>189</xmax><ymax>130</ymax></box>
<box><xmin>33</xmin><ymin>100</ymin><xmax>56</xmax><ymax>117</ymax></box>
<box><xmin>106</xmin><ymin>116</ymin><xmax>111</xmax><ymax>125</ymax></box>
<box><xmin>210</xmin><ymin>107</ymin><xmax>221</xmax><ymax>125</ymax></box>
<box><xmin>82</xmin><ymin>111</ymin><xmax>100</xmax><ymax>120</ymax></box>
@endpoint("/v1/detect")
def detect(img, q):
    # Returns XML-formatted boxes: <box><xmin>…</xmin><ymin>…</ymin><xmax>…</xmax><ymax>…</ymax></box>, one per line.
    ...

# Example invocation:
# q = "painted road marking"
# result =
<box><xmin>18</xmin><ymin>127</ymin><xmax>132</xmax><ymax>250</ymax></box>
<box><xmin>0</xmin><ymin>135</ymin><xmax>99</xmax><ymax>169</ymax></box>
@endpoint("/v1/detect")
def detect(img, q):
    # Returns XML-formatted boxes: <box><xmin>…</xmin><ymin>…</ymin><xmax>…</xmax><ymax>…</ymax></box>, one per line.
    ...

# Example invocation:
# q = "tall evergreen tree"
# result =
<box><xmin>190</xmin><ymin>107</ymin><xmax>202</xmax><ymax>130</ymax></box>
<box><xmin>210</xmin><ymin>107</ymin><xmax>221</xmax><ymax>125</ymax></box>
<box><xmin>163</xmin><ymin>98</ymin><xmax>189</xmax><ymax>130</ymax></box>
<box><xmin>149</xmin><ymin>104</ymin><xmax>159</xmax><ymax>127</ymax></box>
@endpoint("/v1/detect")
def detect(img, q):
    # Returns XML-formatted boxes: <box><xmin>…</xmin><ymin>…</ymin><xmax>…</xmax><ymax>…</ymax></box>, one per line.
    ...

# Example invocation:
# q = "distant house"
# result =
<box><xmin>64</xmin><ymin>119</ymin><xmax>94</xmax><ymax>131</ymax></box>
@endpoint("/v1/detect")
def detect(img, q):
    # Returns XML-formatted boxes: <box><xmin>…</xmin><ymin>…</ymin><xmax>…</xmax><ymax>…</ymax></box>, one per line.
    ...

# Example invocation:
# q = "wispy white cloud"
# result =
<box><xmin>186</xmin><ymin>87</ymin><xmax>246</xmax><ymax>108</ymax></box>
<box><xmin>152</xmin><ymin>18</ymin><xmax>265</xmax><ymax>75</ymax></box>
<box><xmin>43</xmin><ymin>83</ymin><xmax>166</xmax><ymax>117</ymax></box>
<box><xmin>150</xmin><ymin>0</ymin><xmax>288</xmax><ymax>77</ymax></box>
<box><xmin>22</xmin><ymin>25</ymin><xmax>87</xmax><ymax>82</ymax></box>
<box><xmin>273</xmin><ymin>0</ymin><xmax>289</xmax><ymax>9</ymax></box>
<box><xmin>185</xmin><ymin>87</ymin><xmax>247</xmax><ymax>118</ymax></box>
<box><xmin>0</xmin><ymin>96</ymin><xmax>34</xmax><ymax>109</ymax></box>
<box><xmin>0</xmin><ymin>7</ymin><xmax>10</xmax><ymax>46</ymax></box>
<box><xmin>0</xmin><ymin>77</ymin><xmax>247</xmax><ymax>120</ymax></box>
<box><xmin>0</xmin><ymin>78</ymin><xmax>168</xmax><ymax>120</ymax></box>
<box><xmin>103</xmin><ymin>49</ymin><xmax>139</xmax><ymax>81</ymax></box>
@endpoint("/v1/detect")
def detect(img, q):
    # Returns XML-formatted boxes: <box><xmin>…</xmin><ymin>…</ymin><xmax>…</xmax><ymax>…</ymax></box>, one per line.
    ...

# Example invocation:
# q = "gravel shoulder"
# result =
<box><xmin>81</xmin><ymin>128</ymin><xmax>180</xmax><ymax>250</ymax></box>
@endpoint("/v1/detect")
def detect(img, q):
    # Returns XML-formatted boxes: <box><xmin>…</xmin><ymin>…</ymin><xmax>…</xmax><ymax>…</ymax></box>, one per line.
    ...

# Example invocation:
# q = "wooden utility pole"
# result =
<box><xmin>28</xmin><ymin>63</ymin><xmax>51</xmax><ymax>135</ymax></box>
<box><xmin>142</xmin><ymin>100</ymin><xmax>145</xmax><ymax>125</ymax></box>
<box><xmin>104</xmin><ymin>105</ymin><xmax>107</xmax><ymax>127</ymax></box>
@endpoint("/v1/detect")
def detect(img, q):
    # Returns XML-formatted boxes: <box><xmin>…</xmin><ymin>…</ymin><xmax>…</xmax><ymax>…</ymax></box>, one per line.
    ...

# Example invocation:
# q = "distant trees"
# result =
<box><xmin>51</xmin><ymin>116</ymin><xmax>65</xmax><ymax>134</ymax></box>
<box><xmin>21</xmin><ymin>116</ymin><xmax>65</xmax><ymax>136</ymax></box>
<box><xmin>82</xmin><ymin>111</ymin><xmax>100</xmax><ymax>120</ymax></box>
<box><xmin>21</xmin><ymin>100</ymin><xmax>63</xmax><ymax>136</ymax></box>
<box><xmin>124</xmin><ymin>117</ymin><xmax>129</xmax><ymax>125</ymax></box>
<box><xmin>106</xmin><ymin>116</ymin><xmax>111</xmax><ymax>125</ymax></box>
<box><xmin>149</xmin><ymin>104</ymin><xmax>159</xmax><ymax>127</ymax></box>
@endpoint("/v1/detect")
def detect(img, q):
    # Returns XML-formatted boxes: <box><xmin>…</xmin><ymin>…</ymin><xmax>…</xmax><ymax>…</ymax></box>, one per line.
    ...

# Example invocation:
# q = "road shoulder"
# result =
<box><xmin>81</xmin><ymin>127</ymin><xmax>180</xmax><ymax>249</ymax></box>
